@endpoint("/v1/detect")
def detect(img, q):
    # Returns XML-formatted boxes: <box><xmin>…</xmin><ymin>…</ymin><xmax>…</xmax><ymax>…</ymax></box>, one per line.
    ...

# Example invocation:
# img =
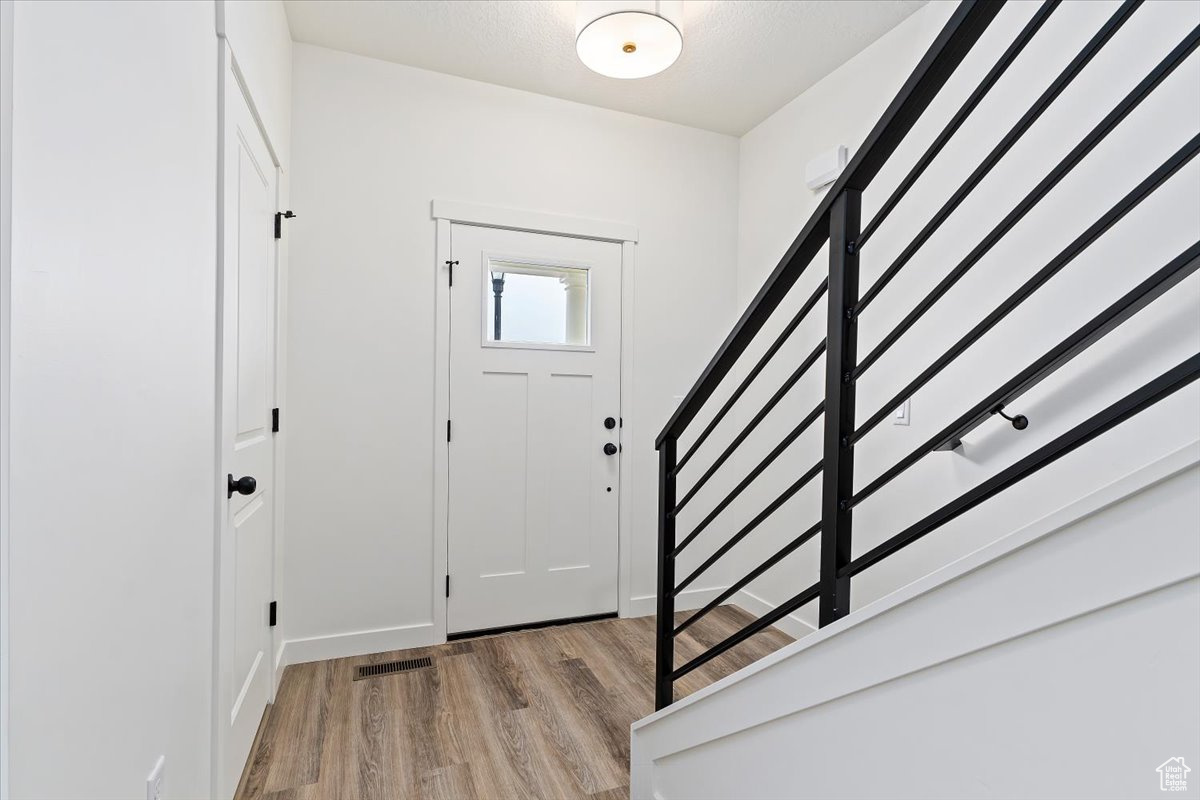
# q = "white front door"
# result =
<box><xmin>216</xmin><ymin>51</ymin><xmax>277</xmax><ymax>798</ymax></box>
<box><xmin>448</xmin><ymin>224</ymin><xmax>621</xmax><ymax>634</ymax></box>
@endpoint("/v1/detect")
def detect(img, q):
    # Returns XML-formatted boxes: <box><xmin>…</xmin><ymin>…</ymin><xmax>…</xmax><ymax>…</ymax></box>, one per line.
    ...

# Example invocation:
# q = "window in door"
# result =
<box><xmin>484</xmin><ymin>260</ymin><xmax>590</xmax><ymax>347</ymax></box>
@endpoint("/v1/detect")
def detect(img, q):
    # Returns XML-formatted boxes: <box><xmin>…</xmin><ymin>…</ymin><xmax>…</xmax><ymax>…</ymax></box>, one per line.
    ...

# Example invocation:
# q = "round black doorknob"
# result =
<box><xmin>603</xmin><ymin>442</ymin><xmax>618</xmax><ymax>456</ymax></box>
<box><xmin>604</xmin><ymin>416</ymin><xmax>617</xmax><ymax>430</ymax></box>
<box><xmin>227</xmin><ymin>474</ymin><xmax>257</xmax><ymax>498</ymax></box>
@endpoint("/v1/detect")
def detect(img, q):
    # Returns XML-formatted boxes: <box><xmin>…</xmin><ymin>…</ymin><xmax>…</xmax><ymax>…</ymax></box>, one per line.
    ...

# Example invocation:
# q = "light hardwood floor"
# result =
<box><xmin>235</xmin><ymin>607</ymin><xmax>793</xmax><ymax>800</ymax></box>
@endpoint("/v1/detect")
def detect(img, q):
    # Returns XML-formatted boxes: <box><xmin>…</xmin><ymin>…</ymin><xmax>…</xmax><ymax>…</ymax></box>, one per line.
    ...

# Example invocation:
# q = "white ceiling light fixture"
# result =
<box><xmin>576</xmin><ymin>1</ymin><xmax>683</xmax><ymax>80</ymax></box>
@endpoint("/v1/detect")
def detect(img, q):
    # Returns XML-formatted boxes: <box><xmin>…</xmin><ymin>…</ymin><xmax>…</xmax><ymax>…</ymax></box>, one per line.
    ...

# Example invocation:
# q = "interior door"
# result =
<box><xmin>217</xmin><ymin>52</ymin><xmax>277</xmax><ymax>798</ymax></box>
<box><xmin>448</xmin><ymin>224</ymin><xmax>621</xmax><ymax>634</ymax></box>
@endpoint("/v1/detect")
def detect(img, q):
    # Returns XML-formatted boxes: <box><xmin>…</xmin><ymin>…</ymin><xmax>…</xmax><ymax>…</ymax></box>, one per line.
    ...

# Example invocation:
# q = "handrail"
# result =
<box><xmin>927</xmin><ymin>242</ymin><xmax>1200</xmax><ymax>451</ymax></box>
<box><xmin>853</xmin><ymin>241</ymin><xmax>1200</xmax><ymax>509</ymax></box>
<box><xmin>844</xmin><ymin>354</ymin><xmax>1200</xmax><ymax>579</ymax></box>
<box><xmin>851</xmin><ymin>133</ymin><xmax>1200</xmax><ymax>446</ymax></box>
<box><xmin>653</xmin><ymin>0</ymin><xmax>1196</xmax><ymax>711</ymax></box>
<box><xmin>654</xmin><ymin>0</ymin><xmax>1004</xmax><ymax>448</ymax></box>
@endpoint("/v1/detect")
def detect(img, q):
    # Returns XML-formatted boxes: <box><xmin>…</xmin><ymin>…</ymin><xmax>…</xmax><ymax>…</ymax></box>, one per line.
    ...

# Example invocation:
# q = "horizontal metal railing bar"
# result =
<box><xmin>674</xmin><ymin>519</ymin><xmax>823</xmax><ymax>636</ymax></box>
<box><xmin>673</xmin><ymin>279</ymin><xmax>828</xmax><ymax>477</ymax></box>
<box><xmin>672</xmin><ymin>459</ymin><xmax>824</xmax><ymax>597</ymax></box>
<box><xmin>842</xmin><ymin>353</ymin><xmax>1200</xmax><ymax>580</ymax></box>
<box><xmin>851</xmin><ymin>241</ymin><xmax>1200</xmax><ymax>509</ymax></box>
<box><xmin>654</xmin><ymin>0</ymin><xmax>1003</xmax><ymax>448</ymax></box>
<box><xmin>853</xmin><ymin>0</ymin><xmax>1142</xmax><ymax>317</ymax></box>
<box><xmin>850</xmin><ymin>132</ymin><xmax>1200</xmax><ymax>446</ymax></box>
<box><xmin>672</xmin><ymin>401</ymin><xmax>824</xmax><ymax>557</ymax></box>
<box><xmin>672</xmin><ymin>341</ymin><xmax>825</xmax><ymax>515</ymax></box>
<box><xmin>853</xmin><ymin>22</ymin><xmax>1199</xmax><ymax>381</ymax></box>
<box><xmin>671</xmin><ymin>580</ymin><xmax>822</xmax><ymax>682</ymax></box>
<box><xmin>859</xmin><ymin>0</ymin><xmax>1062</xmax><ymax>248</ymax></box>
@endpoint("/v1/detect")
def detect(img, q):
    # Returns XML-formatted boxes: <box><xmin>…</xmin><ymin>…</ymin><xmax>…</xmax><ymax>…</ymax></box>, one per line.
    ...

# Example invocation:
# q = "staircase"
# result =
<box><xmin>639</xmin><ymin>0</ymin><xmax>1200</xmax><ymax>795</ymax></box>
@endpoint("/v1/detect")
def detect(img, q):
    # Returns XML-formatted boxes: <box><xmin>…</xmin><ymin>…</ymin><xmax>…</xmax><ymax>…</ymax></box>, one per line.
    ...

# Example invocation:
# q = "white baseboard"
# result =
<box><xmin>279</xmin><ymin>587</ymin><xmax>727</xmax><ymax>667</ymax></box>
<box><xmin>279</xmin><ymin>621</ymin><xmax>436</xmax><ymax>667</ymax></box>
<box><xmin>627</xmin><ymin>585</ymin><xmax>728</xmax><ymax>618</ymax></box>
<box><xmin>273</xmin><ymin>641</ymin><xmax>286</xmax><ymax>690</ymax></box>
<box><xmin>627</xmin><ymin>586</ymin><xmax>820</xmax><ymax>639</ymax></box>
<box><xmin>732</xmin><ymin>589</ymin><xmax>818</xmax><ymax>639</ymax></box>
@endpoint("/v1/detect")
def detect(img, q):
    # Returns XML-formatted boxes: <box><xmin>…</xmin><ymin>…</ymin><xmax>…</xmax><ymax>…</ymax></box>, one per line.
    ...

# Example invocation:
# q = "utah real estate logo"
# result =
<box><xmin>1157</xmin><ymin>757</ymin><xmax>1190</xmax><ymax>792</ymax></box>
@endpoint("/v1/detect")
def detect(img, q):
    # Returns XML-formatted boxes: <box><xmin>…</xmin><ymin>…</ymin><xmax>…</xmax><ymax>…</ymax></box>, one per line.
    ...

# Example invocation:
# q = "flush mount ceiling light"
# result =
<box><xmin>576</xmin><ymin>1</ymin><xmax>683</xmax><ymax>80</ymax></box>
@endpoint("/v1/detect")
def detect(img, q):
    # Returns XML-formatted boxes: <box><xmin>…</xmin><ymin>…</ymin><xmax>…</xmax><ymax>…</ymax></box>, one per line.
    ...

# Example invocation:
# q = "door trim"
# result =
<box><xmin>432</xmin><ymin>201</ymin><xmax>638</xmax><ymax>645</ymax></box>
<box><xmin>432</xmin><ymin>199</ymin><xmax>638</xmax><ymax>244</ymax></box>
<box><xmin>0</xmin><ymin>4</ymin><xmax>12</xmax><ymax>795</ymax></box>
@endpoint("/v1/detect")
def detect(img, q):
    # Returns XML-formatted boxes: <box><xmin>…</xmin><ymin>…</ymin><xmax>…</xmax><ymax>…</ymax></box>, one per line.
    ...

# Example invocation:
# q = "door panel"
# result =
<box><xmin>232</xmin><ymin>495</ymin><xmax>269</xmax><ymax>707</ymax></box>
<box><xmin>218</xmin><ymin>53</ymin><xmax>277</xmax><ymax>799</ymax></box>
<box><xmin>542</xmin><ymin>372</ymin><xmax>594</xmax><ymax>571</ymax></box>
<box><xmin>466</xmin><ymin>370</ymin><xmax>529</xmax><ymax>578</ymax></box>
<box><xmin>448</xmin><ymin>224</ymin><xmax>620</xmax><ymax>634</ymax></box>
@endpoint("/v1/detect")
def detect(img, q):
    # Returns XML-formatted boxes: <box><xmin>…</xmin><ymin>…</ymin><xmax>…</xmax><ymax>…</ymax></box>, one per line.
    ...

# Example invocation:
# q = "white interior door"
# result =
<box><xmin>217</xmin><ymin>52</ymin><xmax>277</xmax><ymax>798</ymax></box>
<box><xmin>448</xmin><ymin>224</ymin><xmax>621</xmax><ymax>634</ymax></box>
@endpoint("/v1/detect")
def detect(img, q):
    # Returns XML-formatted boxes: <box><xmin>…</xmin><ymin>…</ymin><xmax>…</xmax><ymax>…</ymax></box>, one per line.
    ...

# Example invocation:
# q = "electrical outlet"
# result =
<box><xmin>893</xmin><ymin>398</ymin><xmax>911</xmax><ymax>426</ymax></box>
<box><xmin>146</xmin><ymin>756</ymin><xmax>165</xmax><ymax>800</ymax></box>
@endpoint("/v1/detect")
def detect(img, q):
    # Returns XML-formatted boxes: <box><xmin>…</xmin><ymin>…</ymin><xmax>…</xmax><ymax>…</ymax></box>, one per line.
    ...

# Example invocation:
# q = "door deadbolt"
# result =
<box><xmin>604</xmin><ymin>416</ymin><xmax>617</xmax><ymax>429</ymax></box>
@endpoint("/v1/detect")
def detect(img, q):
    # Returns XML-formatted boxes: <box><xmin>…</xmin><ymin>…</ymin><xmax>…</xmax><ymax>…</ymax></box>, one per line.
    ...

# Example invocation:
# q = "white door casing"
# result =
<box><xmin>216</xmin><ymin>49</ymin><xmax>277</xmax><ymax>799</ymax></box>
<box><xmin>447</xmin><ymin>224</ymin><xmax>622</xmax><ymax>634</ymax></box>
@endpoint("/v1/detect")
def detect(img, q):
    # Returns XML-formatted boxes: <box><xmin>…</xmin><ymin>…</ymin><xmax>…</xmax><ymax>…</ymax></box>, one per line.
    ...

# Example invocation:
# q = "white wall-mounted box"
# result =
<box><xmin>804</xmin><ymin>144</ymin><xmax>848</xmax><ymax>190</ymax></box>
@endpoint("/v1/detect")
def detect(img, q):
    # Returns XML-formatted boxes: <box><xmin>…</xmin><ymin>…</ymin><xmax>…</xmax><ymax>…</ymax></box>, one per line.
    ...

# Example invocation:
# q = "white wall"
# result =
<box><xmin>219</xmin><ymin>0</ymin><xmax>293</xmax><ymax>168</ymax></box>
<box><xmin>284</xmin><ymin>44</ymin><xmax>740</xmax><ymax>657</ymax></box>
<box><xmin>633</xmin><ymin>447</ymin><xmax>1200</xmax><ymax>799</ymax></box>
<box><xmin>7</xmin><ymin>1</ymin><xmax>293</xmax><ymax>797</ymax></box>
<box><xmin>699</xmin><ymin>0</ymin><xmax>1200</xmax><ymax>631</ymax></box>
<box><xmin>7</xmin><ymin>2</ymin><xmax>217</xmax><ymax>797</ymax></box>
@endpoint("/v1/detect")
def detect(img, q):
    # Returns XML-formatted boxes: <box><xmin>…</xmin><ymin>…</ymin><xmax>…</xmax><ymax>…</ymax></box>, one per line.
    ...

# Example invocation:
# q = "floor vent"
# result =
<box><xmin>354</xmin><ymin>657</ymin><xmax>432</xmax><ymax>681</ymax></box>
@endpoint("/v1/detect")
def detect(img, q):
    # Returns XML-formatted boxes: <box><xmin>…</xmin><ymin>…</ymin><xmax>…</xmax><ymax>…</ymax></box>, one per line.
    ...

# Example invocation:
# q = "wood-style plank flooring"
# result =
<box><xmin>236</xmin><ymin>607</ymin><xmax>793</xmax><ymax>800</ymax></box>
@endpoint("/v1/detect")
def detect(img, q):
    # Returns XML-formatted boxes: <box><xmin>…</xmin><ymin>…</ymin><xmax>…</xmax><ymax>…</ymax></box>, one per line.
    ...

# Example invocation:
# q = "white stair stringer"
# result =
<box><xmin>631</xmin><ymin>441</ymin><xmax>1200</xmax><ymax>800</ymax></box>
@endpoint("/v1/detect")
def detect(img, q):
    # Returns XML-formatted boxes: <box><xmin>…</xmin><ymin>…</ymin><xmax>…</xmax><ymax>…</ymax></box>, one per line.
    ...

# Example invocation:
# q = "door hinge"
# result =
<box><xmin>271</xmin><ymin>407</ymin><xmax>280</xmax><ymax>433</ymax></box>
<box><xmin>269</xmin><ymin>601</ymin><xmax>277</xmax><ymax>627</ymax></box>
<box><xmin>445</xmin><ymin>575</ymin><xmax>450</xmax><ymax>598</ymax></box>
<box><xmin>447</xmin><ymin>419</ymin><xmax>452</xmax><ymax>442</ymax></box>
<box><xmin>445</xmin><ymin>260</ymin><xmax>458</xmax><ymax>287</ymax></box>
<box><xmin>274</xmin><ymin>210</ymin><xmax>296</xmax><ymax>239</ymax></box>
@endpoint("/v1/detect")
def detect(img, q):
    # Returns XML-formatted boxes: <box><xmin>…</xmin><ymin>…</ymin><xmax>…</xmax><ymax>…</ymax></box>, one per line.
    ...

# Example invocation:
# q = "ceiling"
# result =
<box><xmin>283</xmin><ymin>0</ymin><xmax>928</xmax><ymax>136</ymax></box>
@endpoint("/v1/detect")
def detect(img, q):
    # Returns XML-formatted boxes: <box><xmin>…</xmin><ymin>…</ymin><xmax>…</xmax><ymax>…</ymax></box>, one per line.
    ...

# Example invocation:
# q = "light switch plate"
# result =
<box><xmin>893</xmin><ymin>398</ymin><xmax>911</xmax><ymax>426</ymax></box>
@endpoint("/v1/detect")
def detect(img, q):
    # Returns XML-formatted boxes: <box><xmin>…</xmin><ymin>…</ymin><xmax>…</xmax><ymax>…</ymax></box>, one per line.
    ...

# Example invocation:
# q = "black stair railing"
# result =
<box><xmin>653</xmin><ymin>0</ymin><xmax>1200</xmax><ymax>710</ymax></box>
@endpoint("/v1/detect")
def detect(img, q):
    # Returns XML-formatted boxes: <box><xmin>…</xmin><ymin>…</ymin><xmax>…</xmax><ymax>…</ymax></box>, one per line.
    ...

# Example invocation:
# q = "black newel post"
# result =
<box><xmin>655</xmin><ymin>438</ymin><xmax>678</xmax><ymax>710</ymax></box>
<box><xmin>819</xmin><ymin>188</ymin><xmax>861</xmax><ymax>627</ymax></box>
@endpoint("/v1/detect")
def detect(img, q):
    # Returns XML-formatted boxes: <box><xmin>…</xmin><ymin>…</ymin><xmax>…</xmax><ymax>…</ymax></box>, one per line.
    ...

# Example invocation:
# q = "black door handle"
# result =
<box><xmin>603</xmin><ymin>443</ymin><xmax>618</xmax><ymax>456</ymax></box>
<box><xmin>227</xmin><ymin>474</ymin><xmax>257</xmax><ymax>498</ymax></box>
